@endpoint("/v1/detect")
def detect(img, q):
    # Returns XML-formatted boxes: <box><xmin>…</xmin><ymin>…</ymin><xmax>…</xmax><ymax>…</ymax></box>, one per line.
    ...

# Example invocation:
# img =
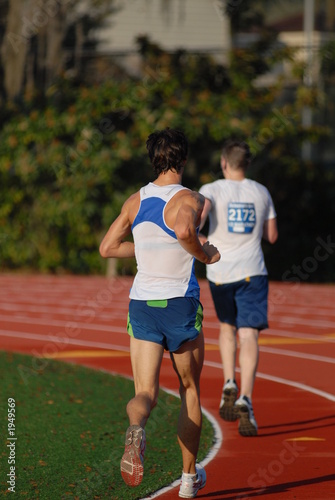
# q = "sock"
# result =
<box><xmin>182</xmin><ymin>472</ymin><xmax>197</xmax><ymax>480</ymax></box>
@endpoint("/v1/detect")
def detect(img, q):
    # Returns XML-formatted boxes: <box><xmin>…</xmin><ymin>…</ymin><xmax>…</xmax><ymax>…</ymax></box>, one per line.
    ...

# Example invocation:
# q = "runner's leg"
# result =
<box><xmin>238</xmin><ymin>327</ymin><xmax>259</xmax><ymax>399</ymax></box>
<box><xmin>127</xmin><ymin>337</ymin><xmax>164</xmax><ymax>427</ymax></box>
<box><xmin>121</xmin><ymin>337</ymin><xmax>164</xmax><ymax>486</ymax></box>
<box><xmin>219</xmin><ymin>322</ymin><xmax>237</xmax><ymax>382</ymax></box>
<box><xmin>170</xmin><ymin>331</ymin><xmax>204</xmax><ymax>474</ymax></box>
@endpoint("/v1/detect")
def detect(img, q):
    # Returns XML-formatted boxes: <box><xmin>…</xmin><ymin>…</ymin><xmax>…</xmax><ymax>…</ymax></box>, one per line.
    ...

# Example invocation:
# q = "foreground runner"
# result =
<box><xmin>100</xmin><ymin>128</ymin><xmax>220</xmax><ymax>497</ymax></box>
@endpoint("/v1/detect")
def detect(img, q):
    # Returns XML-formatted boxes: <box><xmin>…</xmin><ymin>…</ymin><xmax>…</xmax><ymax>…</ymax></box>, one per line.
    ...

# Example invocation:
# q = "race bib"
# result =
<box><xmin>228</xmin><ymin>202</ymin><xmax>256</xmax><ymax>234</ymax></box>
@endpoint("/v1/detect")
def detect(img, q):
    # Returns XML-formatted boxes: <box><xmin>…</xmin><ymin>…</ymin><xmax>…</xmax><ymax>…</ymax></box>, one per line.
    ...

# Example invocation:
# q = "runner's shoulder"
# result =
<box><xmin>177</xmin><ymin>188</ymin><xmax>205</xmax><ymax>207</ymax></box>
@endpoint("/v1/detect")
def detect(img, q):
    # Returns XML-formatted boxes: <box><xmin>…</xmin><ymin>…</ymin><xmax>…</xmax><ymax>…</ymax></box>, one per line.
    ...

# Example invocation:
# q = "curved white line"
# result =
<box><xmin>0</xmin><ymin>330</ymin><xmax>130</xmax><ymax>351</ymax></box>
<box><xmin>259</xmin><ymin>346</ymin><xmax>335</xmax><ymax>364</ymax></box>
<box><xmin>1</xmin><ymin>330</ymin><xmax>334</xmax><ymax>401</ymax></box>
<box><xmin>141</xmin><ymin>358</ymin><xmax>335</xmax><ymax>498</ymax></box>
<box><xmin>0</xmin><ymin>329</ymin><xmax>223</xmax><ymax>499</ymax></box>
<box><xmin>0</xmin><ymin>314</ymin><xmax>126</xmax><ymax>333</ymax></box>
<box><xmin>204</xmin><ymin>360</ymin><xmax>335</xmax><ymax>402</ymax></box>
<box><xmin>3</xmin><ymin>314</ymin><xmax>335</xmax><ymax>345</ymax></box>
<box><xmin>269</xmin><ymin>316</ymin><xmax>335</xmax><ymax>328</ymax></box>
<box><xmin>205</xmin><ymin>337</ymin><xmax>335</xmax><ymax>364</ymax></box>
<box><xmin>266</xmin><ymin>329</ymin><xmax>335</xmax><ymax>342</ymax></box>
<box><xmin>1</xmin><ymin>320</ymin><xmax>335</xmax><ymax>497</ymax></box>
<box><xmin>256</xmin><ymin>371</ymin><xmax>335</xmax><ymax>403</ymax></box>
<box><xmin>204</xmin><ymin>324</ymin><xmax>335</xmax><ymax>342</ymax></box>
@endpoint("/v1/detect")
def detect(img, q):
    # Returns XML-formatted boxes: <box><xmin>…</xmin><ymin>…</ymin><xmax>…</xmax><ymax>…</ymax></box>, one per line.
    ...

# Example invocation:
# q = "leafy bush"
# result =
<box><xmin>0</xmin><ymin>38</ymin><xmax>333</xmax><ymax>280</ymax></box>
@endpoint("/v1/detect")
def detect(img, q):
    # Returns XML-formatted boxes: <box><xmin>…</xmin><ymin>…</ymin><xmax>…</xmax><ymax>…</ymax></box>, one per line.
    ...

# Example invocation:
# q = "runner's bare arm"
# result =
<box><xmin>99</xmin><ymin>196</ymin><xmax>136</xmax><ymax>259</ymax></box>
<box><xmin>262</xmin><ymin>217</ymin><xmax>278</xmax><ymax>244</ymax></box>
<box><xmin>174</xmin><ymin>192</ymin><xmax>220</xmax><ymax>264</ymax></box>
<box><xmin>199</xmin><ymin>197</ymin><xmax>212</xmax><ymax>230</ymax></box>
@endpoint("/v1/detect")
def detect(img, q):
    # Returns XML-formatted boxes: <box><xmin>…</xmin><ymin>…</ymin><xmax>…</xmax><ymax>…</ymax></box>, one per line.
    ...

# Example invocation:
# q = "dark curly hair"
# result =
<box><xmin>146</xmin><ymin>128</ymin><xmax>188</xmax><ymax>176</ymax></box>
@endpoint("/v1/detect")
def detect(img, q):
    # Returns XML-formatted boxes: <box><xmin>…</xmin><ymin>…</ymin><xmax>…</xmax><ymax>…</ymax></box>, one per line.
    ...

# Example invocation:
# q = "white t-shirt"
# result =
<box><xmin>199</xmin><ymin>178</ymin><xmax>277</xmax><ymax>284</ymax></box>
<box><xmin>129</xmin><ymin>182</ymin><xmax>200</xmax><ymax>300</ymax></box>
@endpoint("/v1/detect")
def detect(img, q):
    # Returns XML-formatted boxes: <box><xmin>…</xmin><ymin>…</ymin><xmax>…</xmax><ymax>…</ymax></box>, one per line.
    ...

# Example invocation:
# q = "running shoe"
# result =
<box><xmin>219</xmin><ymin>379</ymin><xmax>238</xmax><ymax>421</ymax></box>
<box><xmin>120</xmin><ymin>425</ymin><xmax>146</xmax><ymax>486</ymax></box>
<box><xmin>234</xmin><ymin>395</ymin><xmax>258</xmax><ymax>436</ymax></box>
<box><xmin>179</xmin><ymin>463</ymin><xmax>206</xmax><ymax>498</ymax></box>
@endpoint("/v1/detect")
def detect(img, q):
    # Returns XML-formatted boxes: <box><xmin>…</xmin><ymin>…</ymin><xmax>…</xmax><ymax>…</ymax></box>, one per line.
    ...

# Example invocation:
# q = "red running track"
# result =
<box><xmin>0</xmin><ymin>274</ymin><xmax>335</xmax><ymax>499</ymax></box>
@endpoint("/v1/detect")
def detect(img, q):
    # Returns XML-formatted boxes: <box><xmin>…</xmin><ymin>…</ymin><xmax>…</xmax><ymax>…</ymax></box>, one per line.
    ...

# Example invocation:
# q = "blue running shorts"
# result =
<box><xmin>209</xmin><ymin>275</ymin><xmax>269</xmax><ymax>331</ymax></box>
<box><xmin>127</xmin><ymin>297</ymin><xmax>203</xmax><ymax>352</ymax></box>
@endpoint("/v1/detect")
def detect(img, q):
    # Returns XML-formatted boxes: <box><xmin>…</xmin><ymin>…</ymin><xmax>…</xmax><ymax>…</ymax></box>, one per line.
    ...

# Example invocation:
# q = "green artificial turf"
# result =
<box><xmin>0</xmin><ymin>351</ymin><xmax>215</xmax><ymax>499</ymax></box>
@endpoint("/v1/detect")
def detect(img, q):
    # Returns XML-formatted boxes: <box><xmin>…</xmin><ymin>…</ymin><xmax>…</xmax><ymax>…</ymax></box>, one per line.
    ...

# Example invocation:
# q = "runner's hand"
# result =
<box><xmin>203</xmin><ymin>241</ymin><xmax>221</xmax><ymax>264</ymax></box>
<box><xmin>198</xmin><ymin>233</ymin><xmax>207</xmax><ymax>245</ymax></box>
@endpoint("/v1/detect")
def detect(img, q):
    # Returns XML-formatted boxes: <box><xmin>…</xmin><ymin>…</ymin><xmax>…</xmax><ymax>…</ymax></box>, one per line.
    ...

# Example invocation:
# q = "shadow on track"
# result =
<box><xmin>196</xmin><ymin>473</ymin><xmax>335</xmax><ymax>499</ymax></box>
<box><xmin>257</xmin><ymin>413</ymin><xmax>335</xmax><ymax>437</ymax></box>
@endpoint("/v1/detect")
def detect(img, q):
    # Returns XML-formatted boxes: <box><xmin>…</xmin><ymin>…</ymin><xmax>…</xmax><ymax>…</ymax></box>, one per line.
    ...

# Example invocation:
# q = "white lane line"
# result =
<box><xmin>0</xmin><ymin>302</ymin><xmax>126</xmax><ymax>313</ymax></box>
<box><xmin>1</xmin><ymin>321</ymin><xmax>334</xmax><ymax>498</ymax></box>
<box><xmin>204</xmin><ymin>360</ymin><xmax>335</xmax><ymax>402</ymax></box>
<box><xmin>2</xmin><ymin>328</ymin><xmax>335</xmax><ymax>362</ymax></box>
<box><xmin>255</xmin><ymin>372</ymin><xmax>335</xmax><ymax>402</ymax></box>
<box><xmin>205</xmin><ymin>337</ymin><xmax>335</xmax><ymax>364</ymax></box>
<box><xmin>268</xmin><ymin>316</ymin><xmax>335</xmax><ymax>328</ymax></box>
<box><xmin>0</xmin><ymin>329</ymin><xmax>221</xmax><ymax>500</ymax></box>
<box><xmin>204</xmin><ymin>316</ymin><xmax>335</xmax><ymax>329</ymax></box>
<box><xmin>1</xmin><ymin>329</ymin><xmax>334</xmax><ymax>401</ymax></box>
<box><xmin>0</xmin><ymin>330</ymin><xmax>129</xmax><ymax>351</ymax></box>
<box><xmin>269</xmin><ymin>305</ymin><xmax>335</xmax><ymax>316</ymax></box>
<box><xmin>266</xmin><ymin>329</ymin><xmax>335</xmax><ymax>342</ymax></box>
<box><xmin>1</xmin><ymin>312</ymin><xmax>335</xmax><ymax>341</ymax></box>
<box><xmin>0</xmin><ymin>299</ymin><xmax>128</xmax><ymax>312</ymax></box>
<box><xmin>0</xmin><ymin>315</ymin><xmax>126</xmax><ymax>333</ymax></box>
<box><xmin>4</xmin><ymin>306</ymin><xmax>334</xmax><ymax>328</ymax></box>
<box><xmin>3</xmin><ymin>305</ymin><xmax>335</xmax><ymax>336</ymax></box>
<box><xmin>259</xmin><ymin>346</ymin><xmax>335</xmax><ymax>364</ymax></box>
<box><xmin>2</xmin><ymin>294</ymin><xmax>334</xmax><ymax>315</ymax></box>
<box><xmin>0</xmin><ymin>285</ymin><xmax>131</xmax><ymax>298</ymax></box>
<box><xmin>206</xmin><ymin>337</ymin><xmax>335</xmax><ymax>364</ymax></box>
<box><xmin>0</xmin><ymin>304</ymin><xmax>127</xmax><ymax>322</ymax></box>
<box><xmin>212</xmin><ymin>328</ymin><xmax>335</xmax><ymax>343</ymax></box>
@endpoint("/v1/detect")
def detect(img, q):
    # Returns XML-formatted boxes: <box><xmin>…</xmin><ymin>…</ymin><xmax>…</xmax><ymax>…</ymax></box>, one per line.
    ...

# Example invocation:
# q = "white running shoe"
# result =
<box><xmin>234</xmin><ymin>395</ymin><xmax>258</xmax><ymax>436</ymax></box>
<box><xmin>219</xmin><ymin>379</ymin><xmax>238</xmax><ymax>421</ymax></box>
<box><xmin>179</xmin><ymin>463</ymin><xmax>206</xmax><ymax>498</ymax></box>
<box><xmin>120</xmin><ymin>425</ymin><xmax>146</xmax><ymax>486</ymax></box>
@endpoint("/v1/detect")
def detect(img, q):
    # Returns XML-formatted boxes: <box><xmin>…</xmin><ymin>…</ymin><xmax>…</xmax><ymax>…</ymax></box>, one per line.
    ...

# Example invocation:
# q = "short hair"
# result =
<box><xmin>146</xmin><ymin>128</ymin><xmax>188</xmax><ymax>176</ymax></box>
<box><xmin>221</xmin><ymin>139</ymin><xmax>251</xmax><ymax>170</ymax></box>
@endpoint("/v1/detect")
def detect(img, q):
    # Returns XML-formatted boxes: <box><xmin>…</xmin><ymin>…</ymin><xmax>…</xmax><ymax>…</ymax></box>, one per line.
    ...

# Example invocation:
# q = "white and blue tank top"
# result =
<box><xmin>129</xmin><ymin>182</ymin><xmax>200</xmax><ymax>300</ymax></box>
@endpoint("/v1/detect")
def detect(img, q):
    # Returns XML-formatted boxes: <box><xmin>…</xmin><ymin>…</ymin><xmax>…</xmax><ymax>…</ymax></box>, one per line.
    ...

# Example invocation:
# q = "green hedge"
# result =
<box><xmin>0</xmin><ymin>42</ymin><xmax>333</xmax><ymax>280</ymax></box>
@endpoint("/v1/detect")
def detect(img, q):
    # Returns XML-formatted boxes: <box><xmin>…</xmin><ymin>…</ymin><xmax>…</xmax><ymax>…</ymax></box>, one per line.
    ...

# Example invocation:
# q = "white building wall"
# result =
<box><xmin>97</xmin><ymin>0</ymin><xmax>231</xmax><ymax>55</ymax></box>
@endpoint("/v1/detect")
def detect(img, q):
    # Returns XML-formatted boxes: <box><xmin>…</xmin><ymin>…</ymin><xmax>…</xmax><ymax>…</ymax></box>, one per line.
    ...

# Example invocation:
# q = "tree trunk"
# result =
<box><xmin>1</xmin><ymin>0</ymin><xmax>115</xmax><ymax>101</ymax></box>
<box><xmin>1</xmin><ymin>0</ymin><xmax>73</xmax><ymax>100</ymax></box>
<box><xmin>44</xmin><ymin>3</ymin><xmax>69</xmax><ymax>89</ymax></box>
<box><xmin>1</xmin><ymin>0</ymin><xmax>32</xmax><ymax>101</ymax></box>
<box><xmin>326</xmin><ymin>0</ymin><xmax>335</xmax><ymax>31</ymax></box>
